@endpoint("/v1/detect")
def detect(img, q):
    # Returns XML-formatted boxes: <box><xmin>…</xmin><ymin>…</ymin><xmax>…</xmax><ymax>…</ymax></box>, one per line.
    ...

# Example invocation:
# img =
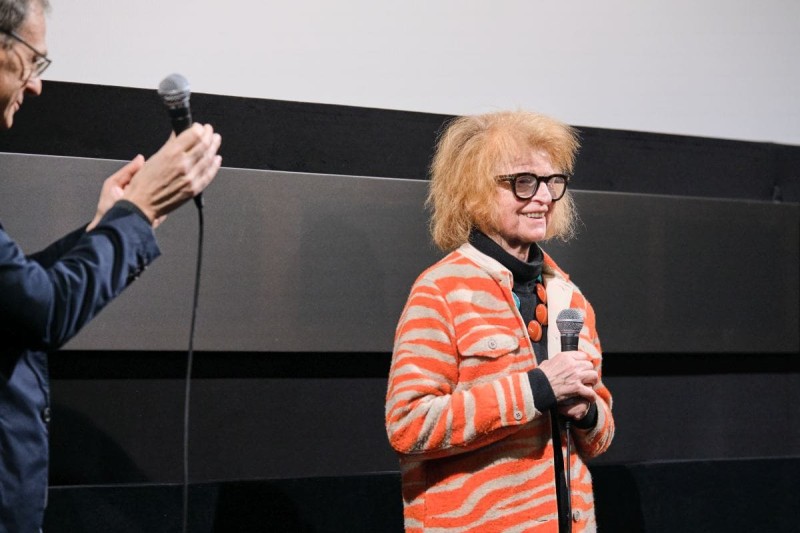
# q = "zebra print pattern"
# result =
<box><xmin>386</xmin><ymin>243</ymin><xmax>614</xmax><ymax>532</ymax></box>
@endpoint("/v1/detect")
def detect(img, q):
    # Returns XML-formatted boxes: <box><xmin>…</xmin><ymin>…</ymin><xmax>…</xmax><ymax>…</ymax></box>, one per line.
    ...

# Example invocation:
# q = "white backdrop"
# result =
<box><xmin>45</xmin><ymin>0</ymin><xmax>799</xmax><ymax>144</ymax></box>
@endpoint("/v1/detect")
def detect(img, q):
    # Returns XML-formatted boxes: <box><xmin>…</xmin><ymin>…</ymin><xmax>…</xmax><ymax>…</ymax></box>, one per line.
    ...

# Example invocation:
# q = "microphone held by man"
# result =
<box><xmin>157</xmin><ymin>73</ymin><xmax>206</xmax><ymax>209</ymax></box>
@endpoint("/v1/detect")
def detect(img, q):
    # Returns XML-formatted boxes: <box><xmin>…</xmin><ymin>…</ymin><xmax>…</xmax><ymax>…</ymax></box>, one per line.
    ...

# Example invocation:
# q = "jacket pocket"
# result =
<box><xmin>457</xmin><ymin>325</ymin><xmax>519</xmax><ymax>359</ymax></box>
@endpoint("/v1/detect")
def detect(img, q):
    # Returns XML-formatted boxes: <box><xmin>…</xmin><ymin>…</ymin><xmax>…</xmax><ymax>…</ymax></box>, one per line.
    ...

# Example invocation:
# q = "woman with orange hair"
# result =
<box><xmin>386</xmin><ymin>110</ymin><xmax>614</xmax><ymax>532</ymax></box>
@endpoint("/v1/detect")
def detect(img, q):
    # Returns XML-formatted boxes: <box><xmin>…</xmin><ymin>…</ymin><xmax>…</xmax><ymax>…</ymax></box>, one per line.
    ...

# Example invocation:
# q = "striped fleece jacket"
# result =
<box><xmin>385</xmin><ymin>243</ymin><xmax>614</xmax><ymax>532</ymax></box>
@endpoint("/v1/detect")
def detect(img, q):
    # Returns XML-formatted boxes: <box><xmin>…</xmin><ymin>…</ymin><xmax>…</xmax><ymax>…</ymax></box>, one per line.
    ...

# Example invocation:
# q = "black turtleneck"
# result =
<box><xmin>468</xmin><ymin>229</ymin><xmax>556</xmax><ymax>413</ymax></box>
<box><xmin>469</xmin><ymin>230</ymin><xmax>546</xmax><ymax>359</ymax></box>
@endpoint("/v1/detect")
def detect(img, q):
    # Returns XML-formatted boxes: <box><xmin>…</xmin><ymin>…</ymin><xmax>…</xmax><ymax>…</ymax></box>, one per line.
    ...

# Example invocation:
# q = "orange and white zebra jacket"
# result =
<box><xmin>385</xmin><ymin>243</ymin><xmax>614</xmax><ymax>532</ymax></box>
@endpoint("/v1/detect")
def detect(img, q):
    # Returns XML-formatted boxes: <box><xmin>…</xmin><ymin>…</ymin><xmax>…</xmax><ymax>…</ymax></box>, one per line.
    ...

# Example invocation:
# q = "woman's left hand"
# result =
<box><xmin>558</xmin><ymin>397</ymin><xmax>593</xmax><ymax>421</ymax></box>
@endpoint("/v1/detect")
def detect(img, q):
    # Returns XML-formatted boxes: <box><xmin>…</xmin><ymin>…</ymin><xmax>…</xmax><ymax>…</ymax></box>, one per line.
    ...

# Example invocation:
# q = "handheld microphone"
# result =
<box><xmin>158</xmin><ymin>73</ymin><xmax>192</xmax><ymax>133</ymax></box>
<box><xmin>556</xmin><ymin>308</ymin><xmax>583</xmax><ymax>352</ymax></box>
<box><xmin>157</xmin><ymin>73</ymin><xmax>202</xmax><ymax>208</ymax></box>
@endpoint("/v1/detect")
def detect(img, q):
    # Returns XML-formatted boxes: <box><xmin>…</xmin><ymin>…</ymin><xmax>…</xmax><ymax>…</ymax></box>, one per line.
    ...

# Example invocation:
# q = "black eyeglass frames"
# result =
<box><xmin>0</xmin><ymin>28</ymin><xmax>51</xmax><ymax>80</ymax></box>
<box><xmin>495</xmin><ymin>173</ymin><xmax>570</xmax><ymax>201</ymax></box>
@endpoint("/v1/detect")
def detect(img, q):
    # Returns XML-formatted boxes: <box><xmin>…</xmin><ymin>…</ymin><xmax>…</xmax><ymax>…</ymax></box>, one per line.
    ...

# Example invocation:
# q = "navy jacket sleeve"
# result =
<box><xmin>26</xmin><ymin>225</ymin><xmax>86</xmax><ymax>268</ymax></box>
<box><xmin>0</xmin><ymin>202</ymin><xmax>161</xmax><ymax>351</ymax></box>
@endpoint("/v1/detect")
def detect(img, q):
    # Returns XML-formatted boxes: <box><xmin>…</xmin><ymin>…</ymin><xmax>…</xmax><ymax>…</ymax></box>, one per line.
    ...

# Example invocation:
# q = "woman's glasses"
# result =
<box><xmin>495</xmin><ymin>173</ymin><xmax>570</xmax><ymax>201</ymax></box>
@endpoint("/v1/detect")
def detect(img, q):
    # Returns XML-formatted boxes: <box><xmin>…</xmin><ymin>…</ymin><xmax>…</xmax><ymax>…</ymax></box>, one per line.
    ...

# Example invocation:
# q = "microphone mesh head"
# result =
<box><xmin>556</xmin><ymin>308</ymin><xmax>584</xmax><ymax>335</ymax></box>
<box><xmin>158</xmin><ymin>73</ymin><xmax>190</xmax><ymax>108</ymax></box>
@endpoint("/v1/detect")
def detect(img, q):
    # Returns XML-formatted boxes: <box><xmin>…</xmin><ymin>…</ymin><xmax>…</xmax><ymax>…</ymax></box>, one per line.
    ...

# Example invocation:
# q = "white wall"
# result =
<box><xmin>46</xmin><ymin>0</ymin><xmax>799</xmax><ymax>144</ymax></box>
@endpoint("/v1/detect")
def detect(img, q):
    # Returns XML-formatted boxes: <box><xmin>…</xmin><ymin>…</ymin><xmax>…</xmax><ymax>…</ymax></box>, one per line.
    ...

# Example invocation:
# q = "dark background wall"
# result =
<box><xmin>1</xmin><ymin>81</ymin><xmax>798</xmax><ymax>532</ymax></box>
<box><xmin>4</xmin><ymin>82</ymin><xmax>799</xmax><ymax>203</ymax></box>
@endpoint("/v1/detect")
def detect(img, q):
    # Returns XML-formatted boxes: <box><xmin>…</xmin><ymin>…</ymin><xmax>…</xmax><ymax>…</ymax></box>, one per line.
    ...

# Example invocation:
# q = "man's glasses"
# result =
<box><xmin>0</xmin><ymin>28</ymin><xmax>51</xmax><ymax>80</ymax></box>
<box><xmin>496</xmin><ymin>173</ymin><xmax>570</xmax><ymax>202</ymax></box>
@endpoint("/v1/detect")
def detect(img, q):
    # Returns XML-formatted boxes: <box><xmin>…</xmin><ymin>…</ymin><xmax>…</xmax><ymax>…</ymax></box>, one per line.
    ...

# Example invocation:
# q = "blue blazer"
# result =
<box><xmin>0</xmin><ymin>202</ymin><xmax>160</xmax><ymax>532</ymax></box>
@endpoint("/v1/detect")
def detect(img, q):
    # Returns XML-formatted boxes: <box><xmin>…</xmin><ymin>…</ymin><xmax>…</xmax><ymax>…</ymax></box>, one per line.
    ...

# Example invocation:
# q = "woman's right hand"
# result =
<box><xmin>538</xmin><ymin>350</ymin><xmax>598</xmax><ymax>404</ymax></box>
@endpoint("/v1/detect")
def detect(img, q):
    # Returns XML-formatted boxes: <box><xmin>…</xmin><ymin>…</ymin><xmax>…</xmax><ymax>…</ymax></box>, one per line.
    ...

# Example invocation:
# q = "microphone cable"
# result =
<box><xmin>182</xmin><ymin>200</ymin><xmax>204</xmax><ymax>533</ymax></box>
<box><xmin>157</xmin><ymin>72</ymin><xmax>204</xmax><ymax>532</ymax></box>
<box><xmin>565</xmin><ymin>420</ymin><xmax>572</xmax><ymax>528</ymax></box>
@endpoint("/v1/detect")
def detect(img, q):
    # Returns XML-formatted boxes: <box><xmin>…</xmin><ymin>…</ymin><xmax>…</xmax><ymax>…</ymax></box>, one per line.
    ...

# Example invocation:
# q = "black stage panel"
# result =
<box><xmin>44</xmin><ymin>459</ymin><xmax>800</xmax><ymax>533</ymax></box>
<box><xmin>47</xmin><ymin>364</ymin><xmax>800</xmax><ymax>485</ymax></box>
<box><xmin>1</xmin><ymin>81</ymin><xmax>797</xmax><ymax>202</ymax></box>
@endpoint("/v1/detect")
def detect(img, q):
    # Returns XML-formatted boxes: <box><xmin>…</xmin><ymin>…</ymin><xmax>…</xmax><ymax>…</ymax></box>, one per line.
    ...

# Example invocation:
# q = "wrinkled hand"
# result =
<box><xmin>122</xmin><ymin>123</ymin><xmax>222</xmax><ymax>223</ymax></box>
<box><xmin>538</xmin><ymin>350</ymin><xmax>598</xmax><ymax>404</ymax></box>
<box><xmin>558</xmin><ymin>397</ymin><xmax>593</xmax><ymax>421</ymax></box>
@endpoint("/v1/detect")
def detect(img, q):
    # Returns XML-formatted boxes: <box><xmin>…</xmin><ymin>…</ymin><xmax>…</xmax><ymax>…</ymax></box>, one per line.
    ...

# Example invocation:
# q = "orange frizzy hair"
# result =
<box><xmin>427</xmin><ymin>109</ymin><xmax>580</xmax><ymax>251</ymax></box>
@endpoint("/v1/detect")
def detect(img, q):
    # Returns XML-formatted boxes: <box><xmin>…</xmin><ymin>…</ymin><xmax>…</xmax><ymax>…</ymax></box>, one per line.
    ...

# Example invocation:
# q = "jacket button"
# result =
<box><xmin>42</xmin><ymin>407</ymin><xmax>52</xmax><ymax>424</ymax></box>
<box><xmin>488</xmin><ymin>338</ymin><xmax>498</xmax><ymax>349</ymax></box>
<box><xmin>572</xmin><ymin>509</ymin><xmax>583</xmax><ymax>522</ymax></box>
<box><xmin>513</xmin><ymin>410</ymin><xmax>523</xmax><ymax>421</ymax></box>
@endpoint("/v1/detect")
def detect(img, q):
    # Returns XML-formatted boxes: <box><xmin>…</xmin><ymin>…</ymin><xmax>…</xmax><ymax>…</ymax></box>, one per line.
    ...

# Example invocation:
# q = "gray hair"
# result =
<box><xmin>0</xmin><ymin>0</ymin><xmax>49</xmax><ymax>34</ymax></box>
